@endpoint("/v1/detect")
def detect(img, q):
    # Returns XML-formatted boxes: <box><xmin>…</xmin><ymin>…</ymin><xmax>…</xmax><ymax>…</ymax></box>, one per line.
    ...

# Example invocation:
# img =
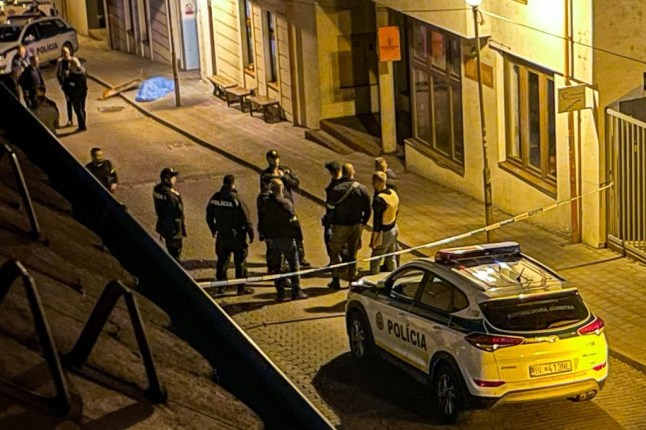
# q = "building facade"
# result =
<box><xmin>100</xmin><ymin>0</ymin><xmax>646</xmax><ymax>256</ymax></box>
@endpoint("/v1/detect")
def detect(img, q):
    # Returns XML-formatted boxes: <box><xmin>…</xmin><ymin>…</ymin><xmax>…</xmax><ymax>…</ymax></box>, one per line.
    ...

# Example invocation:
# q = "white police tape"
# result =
<box><xmin>197</xmin><ymin>183</ymin><xmax>613</xmax><ymax>289</ymax></box>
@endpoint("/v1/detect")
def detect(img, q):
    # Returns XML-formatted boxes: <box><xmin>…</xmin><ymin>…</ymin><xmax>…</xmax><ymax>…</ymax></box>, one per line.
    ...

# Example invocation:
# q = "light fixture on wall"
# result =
<box><xmin>466</xmin><ymin>0</ymin><xmax>493</xmax><ymax>242</ymax></box>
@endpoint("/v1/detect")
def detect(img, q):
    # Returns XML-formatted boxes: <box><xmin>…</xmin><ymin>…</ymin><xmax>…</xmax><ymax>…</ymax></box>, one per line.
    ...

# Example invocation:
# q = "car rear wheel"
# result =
<box><xmin>347</xmin><ymin>311</ymin><xmax>373</xmax><ymax>360</ymax></box>
<box><xmin>432</xmin><ymin>364</ymin><xmax>461</xmax><ymax>424</ymax></box>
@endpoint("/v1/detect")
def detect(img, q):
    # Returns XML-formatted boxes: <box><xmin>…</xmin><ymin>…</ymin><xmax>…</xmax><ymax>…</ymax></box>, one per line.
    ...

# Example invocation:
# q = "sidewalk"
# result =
<box><xmin>79</xmin><ymin>39</ymin><xmax>646</xmax><ymax>371</ymax></box>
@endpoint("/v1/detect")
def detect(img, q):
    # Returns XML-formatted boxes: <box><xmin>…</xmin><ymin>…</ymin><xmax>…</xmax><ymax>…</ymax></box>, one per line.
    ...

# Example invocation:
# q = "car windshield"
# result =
<box><xmin>480</xmin><ymin>291</ymin><xmax>589</xmax><ymax>332</ymax></box>
<box><xmin>0</xmin><ymin>26</ymin><xmax>21</xmax><ymax>42</ymax></box>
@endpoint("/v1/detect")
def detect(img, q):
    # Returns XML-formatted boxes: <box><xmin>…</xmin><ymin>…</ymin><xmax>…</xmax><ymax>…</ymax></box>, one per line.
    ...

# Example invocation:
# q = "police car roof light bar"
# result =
<box><xmin>435</xmin><ymin>241</ymin><xmax>521</xmax><ymax>264</ymax></box>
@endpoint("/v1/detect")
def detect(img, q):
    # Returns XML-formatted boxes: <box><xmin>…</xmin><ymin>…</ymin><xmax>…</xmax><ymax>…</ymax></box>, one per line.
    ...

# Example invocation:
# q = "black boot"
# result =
<box><xmin>327</xmin><ymin>277</ymin><xmax>341</xmax><ymax>290</ymax></box>
<box><xmin>276</xmin><ymin>286</ymin><xmax>286</xmax><ymax>302</ymax></box>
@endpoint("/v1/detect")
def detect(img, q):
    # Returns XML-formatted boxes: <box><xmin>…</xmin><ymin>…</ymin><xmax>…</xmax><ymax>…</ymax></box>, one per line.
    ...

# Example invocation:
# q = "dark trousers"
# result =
<box><xmin>164</xmin><ymin>237</ymin><xmax>183</xmax><ymax>261</ymax></box>
<box><xmin>324</xmin><ymin>226</ymin><xmax>332</xmax><ymax>257</ymax></box>
<box><xmin>329</xmin><ymin>224</ymin><xmax>363</xmax><ymax>281</ymax></box>
<box><xmin>215</xmin><ymin>235</ymin><xmax>248</xmax><ymax>291</ymax></box>
<box><xmin>71</xmin><ymin>95</ymin><xmax>86</xmax><ymax>129</ymax></box>
<box><xmin>65</xmin><ymin>94</ymin><xmax>73</xmax><ymax>123</ymax></box>
<box><xmin>267</xmin><ymin>237</ymin><xmax>300</xmax><ymax>297</ymax></box>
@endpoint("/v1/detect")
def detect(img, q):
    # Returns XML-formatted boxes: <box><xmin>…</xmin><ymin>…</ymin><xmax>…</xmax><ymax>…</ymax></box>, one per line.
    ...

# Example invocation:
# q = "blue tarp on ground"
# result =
<box><xmin>135</xmin><ymin>77</ymin><xmax>175</xmax><ymax>102</ymax></box>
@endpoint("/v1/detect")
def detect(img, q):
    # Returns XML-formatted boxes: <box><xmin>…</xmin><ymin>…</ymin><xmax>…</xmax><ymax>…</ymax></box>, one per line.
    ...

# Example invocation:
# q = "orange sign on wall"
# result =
<box><xmin>378</xmin><ymin>26</ymin><xmax>401</xmax><ymax>62</ymax></box>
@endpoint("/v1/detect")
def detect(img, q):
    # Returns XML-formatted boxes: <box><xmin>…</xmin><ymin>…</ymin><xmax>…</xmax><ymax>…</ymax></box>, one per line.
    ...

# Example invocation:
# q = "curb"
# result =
<box><xmin>87</xmin><ymin>73</ymin><xmax>646</xmax><ymax>375</ymax></box>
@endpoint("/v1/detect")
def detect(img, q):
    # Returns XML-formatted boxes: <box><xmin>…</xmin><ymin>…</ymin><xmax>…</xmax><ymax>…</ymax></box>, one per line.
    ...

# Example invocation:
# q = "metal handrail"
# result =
<box><xmin>0</xmin><ymin>81</ymin><xmax>334</xmax><ymax>429</ymax></box>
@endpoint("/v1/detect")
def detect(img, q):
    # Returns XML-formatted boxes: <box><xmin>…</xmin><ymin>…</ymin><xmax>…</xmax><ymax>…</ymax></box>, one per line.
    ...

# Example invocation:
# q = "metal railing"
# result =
<box><xmin>607</xmin><ymin>108</ymin><xmax>646</xmax><ymax>262</ymax></box>
<box><xmin>0</xmin><ymin>80</ymin><xmax>334</xmax><ymax>429</ymax></box>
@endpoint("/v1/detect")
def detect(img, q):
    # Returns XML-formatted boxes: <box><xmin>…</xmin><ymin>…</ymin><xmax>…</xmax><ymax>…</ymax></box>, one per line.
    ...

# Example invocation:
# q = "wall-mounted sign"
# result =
<box><xmin>378</xmin><ymin>26</ymin><xmax>401</xmax><ymax>62</ymax></box>
<box><xmin>464</xmin><ymin>57</ymin><xmax>494</xmax><ymax>88</ymax></box>
<box><xmin>558</xmin><ymin>85</ymin><xmax>586</xmax><ymax>113</ymax></box>
<box><xmin>184</xmin><ymin>2</ymin><xmax>195</xmax><ymax>15</ymax></box>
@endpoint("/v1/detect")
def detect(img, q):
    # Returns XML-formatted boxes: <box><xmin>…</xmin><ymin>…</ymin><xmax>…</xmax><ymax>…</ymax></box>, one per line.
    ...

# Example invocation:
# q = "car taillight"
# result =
<box><xmin>473</xmin><ymin>379</ymin><xmax>506</xmax><ymax>387</ymax></box>
<box><xmin>593</xmin><ymin>362</ymin><xmax>607</xmax><ymax>371</ymax></box>
<box><xmin>577</xmin><ymin>317</ymin><xmax>604</xmax><ymax>336</ymax></box>
<box><xmin>465</xmin><ymin>333</ymin><xmax>524</xmax><ymax>352</ymax></box>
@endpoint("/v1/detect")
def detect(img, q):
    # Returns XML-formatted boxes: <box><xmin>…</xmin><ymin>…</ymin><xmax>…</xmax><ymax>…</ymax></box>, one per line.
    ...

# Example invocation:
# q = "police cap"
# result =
<box><xmin>160</xmin><ymin>167</ymin><xmax>179</xmax><ymax>180</ymax></box>
<box><xmin>266</xmin><ymin>149</ymin><xmax>279</xmax><ymax>160</ymax></box>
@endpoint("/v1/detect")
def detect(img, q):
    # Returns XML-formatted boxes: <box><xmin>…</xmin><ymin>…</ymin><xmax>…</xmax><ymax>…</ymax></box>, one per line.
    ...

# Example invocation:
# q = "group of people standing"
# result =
<box><xmin>8</xmin><ymin>44</ymin><xmax>87</xmax><ymax>131</ymax></box>
<box><xmin>152</xmin><ymin>150</ymin><xmax>400</xmax><ymax>303</ymax></box>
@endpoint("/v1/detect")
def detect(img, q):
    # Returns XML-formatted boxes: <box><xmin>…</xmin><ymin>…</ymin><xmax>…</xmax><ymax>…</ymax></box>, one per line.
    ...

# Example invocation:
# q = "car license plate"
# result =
<box><xmin>529</xmin><ymin>360</ymin><xmax>572</xmax><ymax>377</ymax></box>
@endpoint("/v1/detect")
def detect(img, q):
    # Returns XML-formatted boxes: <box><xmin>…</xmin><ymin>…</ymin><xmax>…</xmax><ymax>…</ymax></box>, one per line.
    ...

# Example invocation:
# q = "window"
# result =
<box><xmin>36</xmin><ymin>20</ymin><xmax>58</xmax><ymax>38</ymax></box>
<box><xmin>242</xmin><ymin>0</ymin><xmax>254</xmax><ymax>72</ymax></box>
<box><xmin>266</xmin><ymin>11</ymin><xmax>278</xmax><ymax>83</ymax></box>
<box><xmin>140</xmin><ymin>0</ymin><xmax>149</xmax><ymax>42</ymax></box>
<box><xmin>22</xmin><ymin>25</ymin><xmax>39</xmax><ymax>43</ymax></box>
<box><xmin>480</xmin><ymin>291</ymin><xmax>588</xmax><ymax>331</ymax></box>
<box><xmin>504</xmin><ymin>58</ymin><xmax>557</xmax><ymax>188</ymax></box>
<box><xmin>419</xmin><ymin>275</ymin><xmax>468</xmax><ymax>312</ymax></box>
<box><xmin>410</xmin><ymin>20</ymin><xmax>463</xmax><ymax>166</ymax></box>
<box><xmin>390</xmin><ymin>269</ymin><xmax>425</xmax><ymax>300</ymax></box>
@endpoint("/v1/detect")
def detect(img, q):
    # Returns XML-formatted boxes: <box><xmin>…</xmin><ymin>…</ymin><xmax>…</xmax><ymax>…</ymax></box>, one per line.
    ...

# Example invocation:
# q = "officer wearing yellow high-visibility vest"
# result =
<box><xmin>369</xmin><ymin>171</ymin><xmax>399</xmax><ymax>275</ymax></box>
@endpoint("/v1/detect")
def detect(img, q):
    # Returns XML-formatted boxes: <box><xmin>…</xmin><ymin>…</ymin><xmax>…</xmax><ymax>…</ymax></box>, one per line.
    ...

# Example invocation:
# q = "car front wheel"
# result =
<box><xmin>347</xmin><ymin>311</ymin><xmax>373</xmax><ymax>360</ymax></box>
<box><xmin>433</xmin><ymin>364</ymin><xmax>461</xmax><ymax>424</ymax></box>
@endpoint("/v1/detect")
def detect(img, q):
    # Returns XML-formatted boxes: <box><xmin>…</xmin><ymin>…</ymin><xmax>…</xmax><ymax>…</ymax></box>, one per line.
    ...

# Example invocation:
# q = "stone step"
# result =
<box><xmin>304</xmin><ymin>129</ymin><xmax>354</xmax><ymax>155</ymax></box>
<box><xmin>320</xmin><ymin>119</ymin><xmax>382</xmax><ymax>157</ymax></box>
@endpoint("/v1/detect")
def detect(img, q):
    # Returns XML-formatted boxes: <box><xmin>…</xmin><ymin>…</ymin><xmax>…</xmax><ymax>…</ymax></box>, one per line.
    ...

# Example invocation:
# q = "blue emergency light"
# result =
<box><xmin>434</xmin><ymin>241</ymin><xmax>521</xmax><ymax>264</ymax></box>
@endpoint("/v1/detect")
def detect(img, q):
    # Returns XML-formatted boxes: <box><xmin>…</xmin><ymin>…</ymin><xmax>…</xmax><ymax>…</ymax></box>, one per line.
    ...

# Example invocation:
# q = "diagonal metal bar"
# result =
<box><xmin>0</xmin><ymin>144</ymin><xmax>42</xmax><ymax>240</ymax></box>
<box><xmin>0</xmin><ymin>260</ymin><xmax>71</xmax><ymax>415</ymax></box>
<box><xmin>64</xmin><ymin>280</ymin><xmax>166</xmax><ymax>403</ymax></box>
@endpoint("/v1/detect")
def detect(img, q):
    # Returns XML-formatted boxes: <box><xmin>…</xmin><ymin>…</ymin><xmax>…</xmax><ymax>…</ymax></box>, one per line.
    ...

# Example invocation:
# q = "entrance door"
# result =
<box><xmin>179</xmin><ymin>0</ymin><xmax>199</xmax><ymax>70</ymax></box>
<box><xmin>607</xmin><ymin>107</ymin><xmax>646</xmax><ymax>262</ymax></box>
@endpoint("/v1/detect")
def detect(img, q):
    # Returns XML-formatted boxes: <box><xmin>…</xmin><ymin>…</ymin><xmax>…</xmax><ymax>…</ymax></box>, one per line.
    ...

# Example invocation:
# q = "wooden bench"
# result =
<box><xmin>224</xmin><ymin>86</ymin><xmax>252</xmax><ymax>111</ymax></box>
<box><xmin>207</xmin><ymin>74</ymin><xmax>237</xmax><ymax>100</ymax></box>
<box><xmin>248</xmin><ymin>95</ymin><xmax>281</xmax><ymax>123</ymax></box>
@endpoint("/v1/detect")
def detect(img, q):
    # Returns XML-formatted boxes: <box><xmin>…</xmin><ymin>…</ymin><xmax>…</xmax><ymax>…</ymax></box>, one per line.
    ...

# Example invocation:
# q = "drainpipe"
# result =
<box><xmin>565</xmin><ymin>0</ymin><xmax>580</xmax><ymax>243</ymax></box>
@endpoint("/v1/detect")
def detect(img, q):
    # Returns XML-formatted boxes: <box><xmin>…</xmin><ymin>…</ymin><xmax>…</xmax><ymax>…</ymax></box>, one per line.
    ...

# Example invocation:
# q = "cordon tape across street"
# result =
<box><xmin>197</xmin><ymin>183</ymin><xmax>614</xmax><ymax>289</ymax></box>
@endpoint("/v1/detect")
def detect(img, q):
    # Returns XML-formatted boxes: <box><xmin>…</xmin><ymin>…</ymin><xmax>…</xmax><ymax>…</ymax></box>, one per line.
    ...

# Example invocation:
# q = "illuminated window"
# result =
<box><xmin>410</xmin><ymin>20</ymin><xmax>463</xmax><ymax>166</ymax></box>
<box><xmin>504</xmin><ymin>57</ymin><xmax>556</xmax><ymax>188</ymax></box>
<box><xmin>266</xmin><ymin>11</ymin><xmax>278</xmax><ymax>83</ymax></box>
<box><xmin>242</xmin><ymin>0</ymin><xmax>254</xmax><ymax>72</ymax></box>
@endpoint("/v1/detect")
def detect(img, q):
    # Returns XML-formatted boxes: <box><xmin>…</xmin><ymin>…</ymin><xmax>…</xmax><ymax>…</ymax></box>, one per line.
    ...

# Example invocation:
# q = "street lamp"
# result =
<box><xmin>467</xmin><ymin>0</ymin><xmax>493</xmax><ymax>242</ymax></box>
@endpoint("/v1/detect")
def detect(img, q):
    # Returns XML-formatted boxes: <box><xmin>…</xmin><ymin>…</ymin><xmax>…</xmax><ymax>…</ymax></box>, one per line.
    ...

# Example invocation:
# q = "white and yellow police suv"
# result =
<box><xmin>345</xmin><ymin>242</ymin><xmax>608</xmax><ymax>424</ymax></box>
<box><xmin>0</xmin><ymin>16</ymin><xmax>77</xmax><ymax>74</ymax></box>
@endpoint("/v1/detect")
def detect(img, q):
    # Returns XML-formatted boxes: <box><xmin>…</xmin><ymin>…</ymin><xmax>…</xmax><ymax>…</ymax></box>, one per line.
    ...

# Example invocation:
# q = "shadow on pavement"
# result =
<box><xmin>312</xmin><ymin>353</ymin><xmax>436</xmax><ymax>425</ymax></box>
<box><xmin>313</xmin><ymin>354</ymin><xmax>625</xmax><ymax>429</ymax></box>
<box><xmin>305</xmin><ymin>300</ymin><xmax>346</xmax><ymax>314</ymax></box>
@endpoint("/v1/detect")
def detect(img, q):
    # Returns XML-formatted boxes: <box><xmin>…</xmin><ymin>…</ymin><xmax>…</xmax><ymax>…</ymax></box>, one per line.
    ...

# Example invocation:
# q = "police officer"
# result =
<box><xmin>18</xmin><ymin>55</ymin><xmax>45</xmax><ymax>109</ymax></box>
<box><xmin>10</xmin><ymin>45</ymin><xmax>31</xmax><ymax>99</ymax></box>
<box><xmin>85</xmin><ymin>147</ymin><xmax>118</xmax><ymax>193</ymax></box>
<box><xmin>327</xmin><ymin>163</ymin><xmax>371</xmax><ymax>290</ymax></box>
<box><xmin>322</xmin><ymin>161</ymin><xmax>341</xmax><ymax>259</ymax></box>
<box><xmin>153</xmin><ymin>168</ymin><xmax>186</xmax><ymax>261</ymax></box>
<box><xmin>260</xmin><ymin>179</ymin><xmax>308</xmax><ymax>302</ymax></box>
<box><xmin>206</xmin><ymin>174</ymin><xmax>255</xmax><ymax>295</ymax></box>
<box><xmin>260</xmin><ymin>149</ymin><xmax>311</xmax><ymax>267</ymax></box>
<box><xmin>369</xmin><ymin>171</ymin><xmax>399</xmax><ymax>274</ymax></box>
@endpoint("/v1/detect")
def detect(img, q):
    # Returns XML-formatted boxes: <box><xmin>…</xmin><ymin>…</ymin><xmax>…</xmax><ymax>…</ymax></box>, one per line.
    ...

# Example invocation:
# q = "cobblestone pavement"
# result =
<box><xmin>42</xmin><ymin>38</ymin><xmax>646</xmax><ymax>428</ymax></box>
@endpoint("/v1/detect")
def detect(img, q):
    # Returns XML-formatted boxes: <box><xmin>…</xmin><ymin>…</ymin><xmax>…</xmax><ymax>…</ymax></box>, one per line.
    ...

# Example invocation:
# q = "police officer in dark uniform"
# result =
<box><xmin>85</xmin><ymin>147</ymin><xmax>118</xmax><ymax>193</ymax></box>
<box><xmin>153</xmin><ymin>167</ymin><xmax>186</xmax><ymax>261</ymax></box>
<box><xmin>322</xmin><ymin>161</ymin><xmax>342</xmax><ymax>259</ymax></box>
<box><xmin>259</xmin><ymin>179</ymin><xmax>308</xmax><ymax>302</ymax></box>
<box><xmin>260</xmin><ymin>149</ymin><xmax>311</xmax><ymax>267</ymax></box>
<box><xmin>206</xmin><ymin>174</ymin><xmax>254</xmax><ymax>295</ymax></box>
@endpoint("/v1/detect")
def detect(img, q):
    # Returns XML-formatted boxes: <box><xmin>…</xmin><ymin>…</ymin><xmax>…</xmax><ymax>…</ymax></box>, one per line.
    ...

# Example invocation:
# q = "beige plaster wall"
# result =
<box><xmin>65</xmin><ymin>0</ymin><xmax>89</xmax><ymax>35</ymax></box>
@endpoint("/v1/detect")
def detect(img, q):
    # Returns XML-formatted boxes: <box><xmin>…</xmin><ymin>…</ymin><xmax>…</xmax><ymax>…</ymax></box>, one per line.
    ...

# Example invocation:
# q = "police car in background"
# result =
<box><xmin>345</xmin><ymin>242</ymin><xmax>608</xmax><ymax>424</ymax></box>
<box><xmin>0</xmin><ymin>15</ymin><xmax>78</xmax><ymax>74</ymax></box>
<box><xmin>0</xmin><ymin>0</ymin><xmax>58</xmax><ymax>24</ymax></box>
